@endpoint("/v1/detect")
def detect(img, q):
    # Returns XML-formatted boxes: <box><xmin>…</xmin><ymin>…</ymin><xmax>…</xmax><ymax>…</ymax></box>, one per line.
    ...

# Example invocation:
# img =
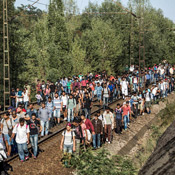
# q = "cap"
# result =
<box><xmin>8</xmin><ymin>106</ymin><xmax>13</xmax><ymax>110</ymax></box>
<box><xmin>67</xmin><ymin>123</ymin><xmax>72</xmax><ymax>127</ymax></box>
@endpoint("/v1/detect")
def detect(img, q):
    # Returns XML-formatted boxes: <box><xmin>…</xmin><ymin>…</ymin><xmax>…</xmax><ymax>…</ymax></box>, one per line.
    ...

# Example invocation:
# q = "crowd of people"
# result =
<box><xmin>0</xmin><ymin>63</ymin><xmax>175</xmax><ymax>169</ymax></box>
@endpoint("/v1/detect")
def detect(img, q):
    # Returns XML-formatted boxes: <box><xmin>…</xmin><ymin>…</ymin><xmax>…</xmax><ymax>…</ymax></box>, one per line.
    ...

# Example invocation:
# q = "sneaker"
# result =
<box><xmin>142</xmin><ymin>113</ymin><xmax>144</xmax><ymax>115</ymax></box>
<box><xmin>64</xmin><ymin>118</ymin><xmax>67</xmax><ymax>121</ymax></box>
<box><xmin>33</xmin><ymin>156</ymin><xmax>37</xmax><ymax>159</ymax></box>
<box><xmin>25</xmin><ymin>156</ymin><xmax>29</xmax><ymax>161</ymax></box>
<box><xmin>20</xmin><ymin>160</ymin><xmax>24</xmax><ymax>162</ymax></box>
<box><xmin>106</xmin><ymin>138</ymin><xmax>108</xmax><ymax>142</ymax></box>
<box><xmin>108</xmin><ymin>142</ymin><xmax>111</xmax><ymax>144</ymax></box>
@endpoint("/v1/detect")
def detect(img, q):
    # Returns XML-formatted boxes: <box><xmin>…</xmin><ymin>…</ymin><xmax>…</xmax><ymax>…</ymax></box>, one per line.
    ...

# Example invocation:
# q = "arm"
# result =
<box><xmin>27</xmin><ymin>132</ymin><xmax>30</xmax><ymax>144</ymax></box>
<box><xmin>89</xmin><ymin>120</ymin><xmax>95</xmax><ymax>134</ymax></box>
<box><xmin>60</xmin><ymin>102</ymin><xmax>63</xmax><ymax>112</ymax></box>
<box><xmin>60</xmin><ymin>135</ymin><xmax>64</xmax><ymax>150</ymax></box>
<box><xmin>73</xmin><ymin>136</ymin><xmax>76</xmax><ymax>152</ymax></box>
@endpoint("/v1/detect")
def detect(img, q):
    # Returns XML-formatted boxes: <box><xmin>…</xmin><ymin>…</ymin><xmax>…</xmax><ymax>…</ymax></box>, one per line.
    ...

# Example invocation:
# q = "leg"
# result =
<box><xmin>124</xmin><ymin>115</ymin><xmax>127</xmax><ymax>130</ymax></box>
<box><xmin>97</xmin><ymin>134</ymin><xmax>101</xmax><ymax>148</ymax></box>
<box><xmin>45</xmin><ymin>121</ymin><xmax>49</xmax><ymax>135</ymax></box>
<box><xmin>57</xmin><ymin>109</ymin><xmax>61</xmax><ymax>124</ymax></box>
<box><xmin>33</xmin><ymin>134</ymin><xmax>38</xmax><ymax>157</ymax></box>
<box><xmin>92</xmin><ymin>134</ymin><xmax>97</xmax><ymax>149</ymax></box>
<box><xmin>22</xmin><ymin>143</ymin><xmax>29</xmax><ymax>158</ymax></box>
<box><xmin>68</xmin><ymin>109</ymin><xmax>71</xmax><ymax>122</ymax></box>
<box><xmin>108</xmin><ymin>125</ymin><xmax>111</xmax><ymax>142</ymax></box>
<box><xmin>30</xmin><ymin>135</ymin><xmax>34</xmax><ymax>155</ymax></box>
<box><xmin>40</xmin><ymin>121</ymin><xmax>45</xmax><ymax>136</ymax></box>
<box><xmin>17</xmin><ymin>143</ymin><xmax>24</xmax><ymax>161</ymax></box>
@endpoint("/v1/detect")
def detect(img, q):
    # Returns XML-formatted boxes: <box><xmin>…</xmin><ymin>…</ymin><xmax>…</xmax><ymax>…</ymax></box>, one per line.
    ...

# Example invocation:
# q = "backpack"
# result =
<box><xmin>68</xmin><ymin>98</ymin><xmax>75</xmax><ymax>106</ymax></box>
<box><xmin>63</xmin><ymin>130</ymin><xmax>73</xmax><ymax>143</ymax></box>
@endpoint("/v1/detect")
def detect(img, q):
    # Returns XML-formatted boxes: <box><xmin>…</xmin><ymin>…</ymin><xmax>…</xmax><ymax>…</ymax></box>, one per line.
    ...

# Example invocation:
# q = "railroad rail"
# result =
<box><xmin>5</xmin><ymin>97</ymin><xmax>121</xmax><ymax>163</ymax></box>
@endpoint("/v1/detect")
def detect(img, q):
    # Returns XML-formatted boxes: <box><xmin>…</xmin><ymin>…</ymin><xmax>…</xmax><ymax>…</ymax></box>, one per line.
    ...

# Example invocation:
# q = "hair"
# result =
<box><xmin>32</xmin><ymin>113</ymin><xmax>36</xmax><ymax>117</ymax></box>
<box><xmin>19</xmin><ymin>118</ymin><xmax>25</xmax><ymax>123</ymax></box>
<box><xmin>48</xmin><ymin>97</ymin><xmax>52</xmax><ymax>100</ymax></box>
<box><xmin>126</xmin><ymin>101</ymin><xmax>129</xmax><ymax>104</ymax></box>
<box><xmin>94</xmin><ymin>114</ymin><xmax>98</xmax><ymax>117</ymax></box>
<box><xmin>117</xmin><ymin>103</ymin><xmax>120</xmax><ymax>106</ymax></box>
<box><xmin>5</xmin><ymin>112</ymin><xmax>10</xmax><ymax>116</ymax></box>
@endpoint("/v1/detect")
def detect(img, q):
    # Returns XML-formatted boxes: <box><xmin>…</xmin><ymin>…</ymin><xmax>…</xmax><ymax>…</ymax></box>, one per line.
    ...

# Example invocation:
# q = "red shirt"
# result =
<box><xmin>122</xmin><ymin>105</ymin><xmax>131</xmax><ymax>116</ymax></box>
<box><xmin>84</xmin><ymin>119</ymin><xmax>94</xmax><ymax>132</ymax></box>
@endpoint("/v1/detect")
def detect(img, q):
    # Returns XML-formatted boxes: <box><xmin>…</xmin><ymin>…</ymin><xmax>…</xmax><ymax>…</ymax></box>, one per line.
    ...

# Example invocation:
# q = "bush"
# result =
<box><xmin>70</xmin><ymin>148</ymin><xmax>137</xmax><ymax>175</ymax></box>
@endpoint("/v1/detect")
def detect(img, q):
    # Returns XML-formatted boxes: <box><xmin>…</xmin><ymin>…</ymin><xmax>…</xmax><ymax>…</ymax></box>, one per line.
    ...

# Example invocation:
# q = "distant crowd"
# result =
<box><xmin>0</xmin><ymin>62</ymin><xmax>175</xmax><ymax>170</ymax></box>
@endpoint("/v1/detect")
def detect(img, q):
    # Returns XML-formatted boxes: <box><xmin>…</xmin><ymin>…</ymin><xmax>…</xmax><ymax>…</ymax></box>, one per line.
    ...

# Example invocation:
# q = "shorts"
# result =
<box><xmin>54</xmin><ymin>109</ymin><xmax>61</xmax><ymax>118</ymax></box>
<box><xmin>63</xmin><ymin>144</ymin><xmax>73</xmax><ymax>154</ymax></box>
<box><xmin>75</xmin><ymin>104</ymin><xmax>80</xmax><ymax>114</ymax></box>
<box><xmin>145</xmin><ymin>101</ymin><xmax>151</xmax><ymax>108</ymax></box>
<box><xmin>4</xmin><ymin>134</ymin><xmax>13</xmax><ymax>145</ymax></box>
<box><xmin>97</xmin><ymin>94</ymin><xmax>102</xmax><ymax>101</ymax></box>
<box><xmin>62</xmin><ymin>105</ymin><xmax>67</xmax><ymax>112</ymax></box>
<box><xmin>138</xmin><ymin>103</ymin><xmax>143</xmax><ymax>111</ymax></box>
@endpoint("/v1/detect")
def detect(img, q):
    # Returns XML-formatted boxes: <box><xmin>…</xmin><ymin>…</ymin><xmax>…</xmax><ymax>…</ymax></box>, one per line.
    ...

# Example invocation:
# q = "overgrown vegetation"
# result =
<box><xmin>0</xmin><ymin>0</ymin><xmax>175</xmax><ymax>102</ymax></box>
<box><xmin>133</xmin><ymin>101</ymin><xmax>175</xmax><ymax>171</ymax></box>
<box><xmin>70</xmin><ymin>148</ymin><xmax>137</xmax><ymax>175</ymax></box>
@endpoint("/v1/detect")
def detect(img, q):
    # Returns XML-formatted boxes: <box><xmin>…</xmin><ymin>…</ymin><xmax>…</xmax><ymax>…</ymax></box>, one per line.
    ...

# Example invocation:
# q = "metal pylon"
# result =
<box><xmin>139</xmin><ymin>0</ymin><xmax>145</xmax><ymax>89</ymax></box>
<box><xmin>3</xmin><ymin>0</ymin><xmax>11</xmax><ymax>110</ymax></box>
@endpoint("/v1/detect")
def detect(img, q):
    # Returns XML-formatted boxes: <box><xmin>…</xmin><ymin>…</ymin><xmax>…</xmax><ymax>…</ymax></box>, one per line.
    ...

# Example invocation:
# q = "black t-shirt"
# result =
<box><xmin>83</xmin><ymin>97</ymin><xmax>91</xmax><ymax>109</ymax></box>
<box><xmin>50</xmin><ymin>84</ymin><xmax>55</xmax><ymax>92</ymax></box>
<box><xmin>10</xmin><ymin>91</ymin><xmax>16</xmax><ymax>98</ymax></box>
<box><xmin>27</xmin><ymin>120</ymin><xmax>40</xmax><ymax>135</ymax></box>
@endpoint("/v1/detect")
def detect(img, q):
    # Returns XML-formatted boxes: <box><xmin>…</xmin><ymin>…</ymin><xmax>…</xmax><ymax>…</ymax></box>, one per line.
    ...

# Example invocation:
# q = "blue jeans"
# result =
<box><xmin>17</xmin><ymin>142</ymin><xmax>29</xmax><ymax>161</ymax></box>
<box><xmin>103</xmin><ymin>97</ymin><xmax>109</xmax><ymax>109</ymax></box>
<box><xmin>68</xmin><ymin>109</ymin><xmax>74</xmax><ymax>122</ymax></box>
<box><xmin>40</xmin><ymin>120</ymin><xmax>49</xmax><ymax>136</ymax></box>
<box><xmin>11</xmin><ymin>99</ymin><xmax>16</xmax><ymax>108</ymax></box>
<box><xmin>123</xmin><ymin>115</ymin><xmax>129</xmax><ymax>130</ymax></box>
<box><xmin>24</xmin><ymin>101</ymin><xmax>29</xmax><ymax>110</ymax></box>
<box><xmin>63</xmin><ymin>144</ymin><xmax>73</xmax><ymax>154</ymax></box>
<box><xmin>54</xmin><ymin>109</ymin><xmax>61</xmax><ymax>118</ymax></box>
<box><xmin>30</xmin><ymin>134</ymin><xmax>38</xmax><ymax>157</ymax></box>
<box><xmin>84</xmin><ymin>108</ymin><xmax>91</xmax><ymax>119</ymax></box>
<box><xmin>92</xmin><ymin>134</ymin><xmax>101</xmax><ymax>149</ymax></box>
<box><xmin>133</xmin><ymin>83</ymin><xmax>137</xmax><ymax>92</ymax></box>
<box><xmin>37</xmin><ymin>99</ymin><xmax>41</xmax><ymax>105</ymax></box>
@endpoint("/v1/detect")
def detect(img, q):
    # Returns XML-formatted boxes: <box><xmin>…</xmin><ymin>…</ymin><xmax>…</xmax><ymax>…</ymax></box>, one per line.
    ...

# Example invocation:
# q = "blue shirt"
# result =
<box><xmin>95</xmin><ymin>86</ymin><xmax>103</xmax><ymax>95</ymax></box>
<box><xmin>115</xmin><ymin>108</ymin><xmax>123</xmax><ymax>120</ymax></box>
<box><xmin>108</xmin><ymin>85</ymin><xmax>114</xmax><ymax>92</ymax></box>
<box><xmin>53</xmin><ymin>97</ymin><xmax>63</xmax><ymax>109</ymax></box>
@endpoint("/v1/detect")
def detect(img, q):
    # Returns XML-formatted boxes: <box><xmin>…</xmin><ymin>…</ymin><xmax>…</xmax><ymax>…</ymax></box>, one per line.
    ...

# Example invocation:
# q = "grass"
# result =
<box><xmin>133</xmin><ymin>101</ymin><xmax>175</xmax><ymax>172</ymax></box>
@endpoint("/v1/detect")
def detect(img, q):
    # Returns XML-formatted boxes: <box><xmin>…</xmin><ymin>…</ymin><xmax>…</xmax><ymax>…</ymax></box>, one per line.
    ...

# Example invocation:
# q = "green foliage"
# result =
<box><xmin>1</xmin><ymin>0</ymin><xmax>175</xmax><ymax>102</ymax></box>
<box><xmin>70</xmin><ymin>149</ymin><xmax>136</xmax><ymax>175</ymax></box>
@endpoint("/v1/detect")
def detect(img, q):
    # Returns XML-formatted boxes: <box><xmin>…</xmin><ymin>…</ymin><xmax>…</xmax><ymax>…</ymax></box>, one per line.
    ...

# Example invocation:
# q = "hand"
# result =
<box><xmin>92</xmin><ymin>132</ymin><xmax>95</xmax><ymax>135</ymax></box>
<box><xmin>60</xmin><ymin>145</ymin><xmax>63</xmax><ymax>150</ymax></box>
<box><xmin>27</xmin><ymin>140</ymin><xmax>29</xmax><ymax>144</ymax></box>
<box><xmin>60</xmin><ymin>108</ymin><xmax>62</xmax><ymax>112</ymax></box>
<box><xmin>101</xmin><ymin>132</ymin><xmax>103</xmax><ymax>135</ymax></box>
<box><xmin>73</xmin><ymin>147</ymin><xmax>76</xmax><ymax>152</ymax></box>
<box><xmin>9</xmin><ymin>137</ymin><xmax>12</xmax><ymax>142</ymax></box>
<box><xmin>49</xmin><ymin>118</ymin><xmax>50</xmax><ymax>121</ymax></box>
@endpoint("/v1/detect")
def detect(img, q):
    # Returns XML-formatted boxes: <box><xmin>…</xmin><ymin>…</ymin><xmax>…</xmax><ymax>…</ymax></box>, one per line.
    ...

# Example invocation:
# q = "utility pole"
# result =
<box><xmin>130</xmin><ymin>10</ymin><xmax>134</xmax><ymax>66</ymax></box>
<box><xmin>3</xmin><ymin>0</ymin><xmax>10</xmax><ymax>110</ymax></box>
<box><xmin>138</xmin><ymin>0</ymin><xmax>145</xmax><ymax>89</ymax></box>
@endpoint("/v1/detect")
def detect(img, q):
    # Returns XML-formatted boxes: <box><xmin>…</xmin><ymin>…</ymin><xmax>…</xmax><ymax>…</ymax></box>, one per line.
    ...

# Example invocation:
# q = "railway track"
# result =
<box><xmin>5</xmin><ymin>97</ymin><xmax>122</xmax><ymax>164</ymax></box>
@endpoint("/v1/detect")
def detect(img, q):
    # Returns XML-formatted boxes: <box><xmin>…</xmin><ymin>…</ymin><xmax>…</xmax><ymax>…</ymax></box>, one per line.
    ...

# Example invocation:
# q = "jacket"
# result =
<box><xmin>92</xmin><ymin>119</ymin><xmax>103</xmax><ymax>134</ymax></box>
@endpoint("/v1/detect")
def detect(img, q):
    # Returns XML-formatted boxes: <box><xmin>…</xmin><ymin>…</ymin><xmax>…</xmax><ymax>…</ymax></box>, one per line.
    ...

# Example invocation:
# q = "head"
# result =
<box><xmin>117</xmin><ymin>103</ymin><xmax>120</xmax><ymax>109</ymax></box>
<box><xmin>81</xmin><ymin>114</ymin><xmax>85</xmax><ymax>120</ymax></box>
<box><xmin>4</xmin><ymin>112</ymin><xmax>10</xmax><ymax>120</ymax></box>
<box><xmin>126</xmin><ymin>101</ymin><xmax>129</xmax><ymax>106</ymax></box>
<box><xmin>55</xmin><ymin>93</ymin><xmax>58</xmax><ymax>98</ymax></box>
<box><xmin>41</xmin><ymin>102</ymin><xmax>45</xmax><ymax>108</ymax></box>
<box><xmin>62</xmin><ymin>91</ymin><xmax>66</xmax><ymax>96</ymax></box>
<box><xmin>48</xmin><ymin>97</ymin><xmax>52</xmax><ymax>102</ymax></box>
<box><xmin>94</xmin><ymin>114</ymin><xmax>98</xmax><ymax>120</ymax></box>
<box><xmin>106</xmin><ymin>107</ymin><xmax>110</xmax><ymax>113</ymax></box>
<box><xmin>85</xmin><ymin>92</ymin><xmax>89</xmax><ymax>98</ymax></box>
<box><xmin>66</xmin><ymin>123</ymin><xmax>71</xmax><ymax>131</ymax></box>
<box><xmin>12</xmin><ymin>111</ymin><xmax>17</xmax><ymax>118</ymax></box>
<box><xmin>19</xmin><ymin>118</ymin><xmax>25</xmax><ymax>127</ymax></box>
<box><xmin>32</xmin><ymin>113</ymin><xmax>36</xmax><ymax>121</ymax></box>
<box><xmin>29</xmin><ymin>104</ymin><xmax>34</xmax><ymax>110</ymax></box>
<box><xmin>69</xmin><ymin>94</ymin><xmax>73</xmax><ymax>99</ymax></box>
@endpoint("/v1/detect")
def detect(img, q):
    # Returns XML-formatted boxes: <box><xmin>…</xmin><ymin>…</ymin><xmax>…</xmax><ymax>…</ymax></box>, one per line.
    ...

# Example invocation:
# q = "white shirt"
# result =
<box><xmin>145</xmin><ymin>92</ymin><xmax>151</xmax><ymax>102</ymax></box>
<box><xmin>62</xmin><ymin>131</ymin><xmax>75</xmax><ymax>145</ymax></box>
<box><xmin>152</xmin><ymin>87</ymin><xmax>158</xmax><ymax>96</ymax></box>
<box><xmin>13</xmin><ymin>124</ymin><xmax>30</xmax><ymax>144</ymax></box>
<box><xmin>62</xmin><ymin>95</ymin><xmax>68</xmax><ymax>106</ymax></box>
<box><xmin>121</xmin><ymin>81</ymin><xmax>128</xmax><ymax>88</ymax></box>
<box><xmin>22</xmin><ymin>92</ymin><xmax>29</xmax><ymax>102</ymax></box>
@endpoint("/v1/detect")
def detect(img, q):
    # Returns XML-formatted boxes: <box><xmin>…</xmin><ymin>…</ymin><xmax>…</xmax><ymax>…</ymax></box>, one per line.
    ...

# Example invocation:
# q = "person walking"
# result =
<box><xmin>27</xmin><ymin>113</ymin><xmax>41</xmax><ymax>159</ymax></box>
<box><xmin>10</xmin><ymin>118</ymin><xmax>30</xmax><ymax>162</ymax></box>
<box><xmin>92</xmin><ymin>114</ymin><xmax>103</xmax><ymax>149</ymax></box>
<box><xmin>38</xmin><ymin>102</ymin><xmax>50</xmax><ymax>137</ymax></box>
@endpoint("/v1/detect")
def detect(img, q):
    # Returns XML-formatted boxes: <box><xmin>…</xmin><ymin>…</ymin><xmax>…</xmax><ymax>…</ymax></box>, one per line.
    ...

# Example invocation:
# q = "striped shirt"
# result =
<box><xmin>53</xmin><ymin>97</ymin><xmax>63</xmax><ymax>109</ymax></box>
